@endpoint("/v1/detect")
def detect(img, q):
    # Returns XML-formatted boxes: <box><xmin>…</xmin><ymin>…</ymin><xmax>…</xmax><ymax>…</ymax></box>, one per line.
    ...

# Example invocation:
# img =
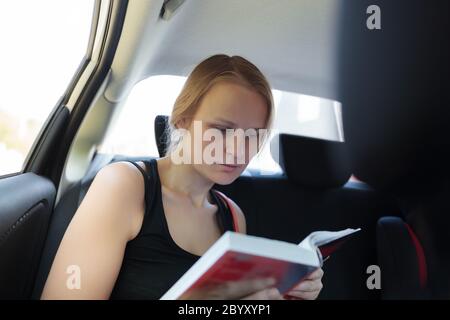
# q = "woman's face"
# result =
<box><xmin>180</xmin><ymin>81</ymin><xmax>269</xmax><ymax>185</ymax></box>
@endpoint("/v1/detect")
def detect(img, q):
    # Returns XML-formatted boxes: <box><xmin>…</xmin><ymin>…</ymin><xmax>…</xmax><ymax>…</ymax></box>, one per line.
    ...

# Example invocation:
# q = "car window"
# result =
<box><xmin>0</xmin><ymin>0</ymin><xmax>94</xmax><ymax>176</ymax></box>
<box><xmin>99</xmin><ymin>75</ymin><xmax>343</xmax><ymax>175</ymax></box>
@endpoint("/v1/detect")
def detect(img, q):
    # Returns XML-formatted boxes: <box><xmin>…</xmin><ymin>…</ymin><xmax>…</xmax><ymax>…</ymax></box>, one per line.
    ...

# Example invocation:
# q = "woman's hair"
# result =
<box><xmin>163</xmin><ymin>54</ymin><xmax>274</xmax><ymax>156</ymax></box>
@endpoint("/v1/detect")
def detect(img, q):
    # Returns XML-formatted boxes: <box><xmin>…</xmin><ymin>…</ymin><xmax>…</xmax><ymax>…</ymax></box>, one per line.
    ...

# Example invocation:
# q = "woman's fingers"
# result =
<box><xmin>281</xmin><ymin>268</ymin><xmax>325</xmax><ymax>300</ymax></box>
<box><xmin>240</xmin><ymin>269</ymin><xmax>324</xmax><ymax>300</ymax></box>
<box><xmin>286</xmin><ymin>289</ymin><xmax>320</xmax><ymax>300</ymax></box>
<box><xmin>305</xmin><ymin>268</ymin><xmax>324</xmax><ymax>280</ymax></box>
<box><xmin>181</xmin><ymin>271</ymin><xmax>323</xmax><ymax>300</ymax></box>
<box><xmin>226</xmin><ymin>278</ymin><xmax>277</xmax><ymax>298</ymax></box>
<box><xmin>290</xmin><ymin>279</ymin><xmax>323</xmax><ymax>292</ymax></box>
<box><xmin>242</xmin><ymin>287</ymin><xmax>283</xmax><ymax>300</ymax></box>
<box><xmin>180</xmin><ymin>277</ymin><xmax>277</xmax><ymax>299</ymax></box>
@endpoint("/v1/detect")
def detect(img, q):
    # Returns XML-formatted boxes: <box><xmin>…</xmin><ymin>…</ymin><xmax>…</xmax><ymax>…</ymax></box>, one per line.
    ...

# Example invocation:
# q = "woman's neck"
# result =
<box><xmin>156</xmin><ymin>156</ymin><xmax>215</xmax><ymax>209</ymax></box>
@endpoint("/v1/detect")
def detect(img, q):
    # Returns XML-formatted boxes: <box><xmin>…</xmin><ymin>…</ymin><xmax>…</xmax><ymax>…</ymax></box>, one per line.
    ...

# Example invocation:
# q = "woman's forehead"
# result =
<box><xmin>195</xmin><ymin>82</ymin><xmax>268</xmax><ymax>128</ymax></box>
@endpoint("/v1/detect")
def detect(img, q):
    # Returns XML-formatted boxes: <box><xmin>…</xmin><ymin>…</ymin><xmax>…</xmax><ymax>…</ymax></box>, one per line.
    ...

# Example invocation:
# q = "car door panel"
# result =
<box><xmin>0</xmin><ymin>173</ymin><xmax>55</xmax><ymax>299</ymax></box>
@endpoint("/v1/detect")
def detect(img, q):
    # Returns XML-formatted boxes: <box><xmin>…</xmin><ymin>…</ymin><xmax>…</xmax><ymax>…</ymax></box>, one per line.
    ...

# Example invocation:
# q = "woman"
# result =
<box><xmin>41</xmin><ymin>54</ymin><xmax>323</xmax><ymax>300</ymax></box>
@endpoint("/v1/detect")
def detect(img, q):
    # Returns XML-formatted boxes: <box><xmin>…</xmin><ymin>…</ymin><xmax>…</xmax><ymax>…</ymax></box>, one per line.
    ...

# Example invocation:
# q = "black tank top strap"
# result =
<box><xmin>210</xmin><ymin>189</ymin><xmax>237</xmax><ymax>233</ymax></box>
<box><xmin>123</xmin><ymin>160</ymin><xmax>147</xmax><ymax>177</ymax></box>
<box><xmin>122</xmin><ymin>159</ymin><xmax>154</xmax><ymax>216</ymax></box>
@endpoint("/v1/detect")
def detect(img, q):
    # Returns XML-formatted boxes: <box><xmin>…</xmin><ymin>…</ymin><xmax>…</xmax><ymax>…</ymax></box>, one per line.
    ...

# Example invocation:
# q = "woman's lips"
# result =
<box><xmin>215</xmin><ymin>163</ymin><xmax>243</xmax><ymax>172</ymax></box>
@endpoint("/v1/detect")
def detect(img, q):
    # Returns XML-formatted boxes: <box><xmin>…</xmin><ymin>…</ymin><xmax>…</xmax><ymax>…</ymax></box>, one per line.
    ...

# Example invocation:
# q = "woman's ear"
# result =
<box><xmin>174</xmin><ymin>117</ymin><xmax>191</xmax><ymax>130</ymax></box>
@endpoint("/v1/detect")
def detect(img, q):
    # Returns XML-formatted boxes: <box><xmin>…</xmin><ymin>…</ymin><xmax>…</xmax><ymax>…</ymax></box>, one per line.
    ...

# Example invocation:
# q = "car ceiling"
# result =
<box><xmin>104</xmin><ymin>0</ymin><xmax>340</xmax><ymax>103</ymax></box>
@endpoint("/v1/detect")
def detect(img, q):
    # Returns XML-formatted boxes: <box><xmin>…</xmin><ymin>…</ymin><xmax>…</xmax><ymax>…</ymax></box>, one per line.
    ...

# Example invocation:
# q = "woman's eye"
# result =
<box><xmin>214</xmin><ymin>127</ymin><xmax>227</xmax><ymax>134</ymax></box>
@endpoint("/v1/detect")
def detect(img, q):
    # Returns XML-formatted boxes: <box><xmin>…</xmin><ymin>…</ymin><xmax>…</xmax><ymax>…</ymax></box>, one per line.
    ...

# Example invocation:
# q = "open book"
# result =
<box><xmin>160</xmin><ymin>228</ymin><xmax>361</xmax><ymax>300</ymax></box>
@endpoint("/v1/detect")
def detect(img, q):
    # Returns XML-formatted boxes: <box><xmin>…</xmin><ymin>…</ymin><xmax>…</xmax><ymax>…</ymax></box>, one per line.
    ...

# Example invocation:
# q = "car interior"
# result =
<box><xmin>0</xmin><ymin>0</ymin><xmax>449</xmax><ymax>300</ymax></box>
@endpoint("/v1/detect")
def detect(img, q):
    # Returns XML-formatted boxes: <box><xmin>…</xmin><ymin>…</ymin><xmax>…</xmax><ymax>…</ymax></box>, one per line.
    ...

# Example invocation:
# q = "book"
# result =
<box><xmin>160</xmin><ymin>228</ymin><xmax>361</xmax><ymax>300</ymax></box>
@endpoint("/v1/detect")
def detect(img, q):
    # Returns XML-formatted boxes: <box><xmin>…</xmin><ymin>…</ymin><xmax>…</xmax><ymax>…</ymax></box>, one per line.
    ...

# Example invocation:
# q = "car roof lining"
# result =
<box><xmin>103</xmin><ymin>0</ymin><xmax>340</xmax><ymax>103</ymax></box>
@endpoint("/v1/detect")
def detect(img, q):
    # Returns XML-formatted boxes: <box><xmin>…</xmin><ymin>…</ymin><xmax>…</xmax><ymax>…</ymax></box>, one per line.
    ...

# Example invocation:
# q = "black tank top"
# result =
<box><xmin>110</xmin><ymin>158</ymin><xmax>237</xmax><ymax>299</ymax></box>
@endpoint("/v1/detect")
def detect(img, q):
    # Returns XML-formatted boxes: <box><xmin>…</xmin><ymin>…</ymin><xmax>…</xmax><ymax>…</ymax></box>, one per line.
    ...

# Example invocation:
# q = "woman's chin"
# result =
<box><xmin>208</xmin><ymin>165</ymin><xmax>245</xmax><ymax>185</ymax></box>
<box><xmin>212</xmin><ymin>175</ymin><xmax>238</xmax><ymax>185</ymax></box>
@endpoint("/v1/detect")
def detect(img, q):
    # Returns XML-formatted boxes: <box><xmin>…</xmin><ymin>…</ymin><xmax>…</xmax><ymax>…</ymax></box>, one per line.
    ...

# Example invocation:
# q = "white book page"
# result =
<box><xmin>298</xmin><ymin>228</ymin><xmax>361</xmax><ymax>250</ymax></box>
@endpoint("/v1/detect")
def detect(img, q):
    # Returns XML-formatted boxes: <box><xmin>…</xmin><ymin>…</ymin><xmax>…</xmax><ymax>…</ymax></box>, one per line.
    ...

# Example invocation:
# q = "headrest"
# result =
<box><xmin>377</xmin><ymin>216</ymin><xmax>429</xmax><ymax>298</ymax></box>
<box><xmin>337</xmin><ymin>0</ymin><xmax>450</xmax><ymax>192</ymax></box>
<box><xmin>270</xmin><ymin>134</ymin><xmax>351</xmax><ymax>188</ymax></box>
<box><xmin>154</xmin><ymin>115</ymin><xmax>169</xmax><ymax>157</ymax></box>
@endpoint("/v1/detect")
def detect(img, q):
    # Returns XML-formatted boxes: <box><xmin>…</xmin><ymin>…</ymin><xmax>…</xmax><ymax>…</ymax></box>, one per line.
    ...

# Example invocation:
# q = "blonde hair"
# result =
<box><xmin>164</xmin><ymin>54</ymin><xmax>274</xmax><ymax>155</ymax></box>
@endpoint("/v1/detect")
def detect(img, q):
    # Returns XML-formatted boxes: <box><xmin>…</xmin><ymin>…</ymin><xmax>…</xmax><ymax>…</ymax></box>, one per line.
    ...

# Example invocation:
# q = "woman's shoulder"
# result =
<box><xmin>92</xmin><ymin>160</ymin><xmax>149</xmax><ymax>239</ymax></box>
<box><xmin>97</xmin><ymin>160</ymin><xmax>154</xmax><ymax>188</ymax></box>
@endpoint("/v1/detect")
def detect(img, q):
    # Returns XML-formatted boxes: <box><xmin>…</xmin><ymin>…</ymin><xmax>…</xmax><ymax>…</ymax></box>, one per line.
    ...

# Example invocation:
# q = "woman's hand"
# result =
<box><xmin>178</xmin><ymin>268</ymin><xmax>324</xmax><ymax>300</ymax></box>
<box><xmin>283</xmin><ymin>268</ymin><xmax>324</xmax><ymax>300</ymax></box>
<box><xmin>179</xmin><ymin>278</ymin><xmax>283</xmax><ymax>300</ymax></box>
<box><xmin>240</xmin><ymin>278</ymin><xmax>283</xmax><ymax>300</ymax></box>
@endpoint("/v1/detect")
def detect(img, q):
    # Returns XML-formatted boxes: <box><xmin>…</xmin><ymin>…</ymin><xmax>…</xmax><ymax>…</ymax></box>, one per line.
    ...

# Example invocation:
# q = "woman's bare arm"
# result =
<box><xmin>40</xmin><ymin>162</ymin><xmax>145</xmax><ymax>299</ymax></box>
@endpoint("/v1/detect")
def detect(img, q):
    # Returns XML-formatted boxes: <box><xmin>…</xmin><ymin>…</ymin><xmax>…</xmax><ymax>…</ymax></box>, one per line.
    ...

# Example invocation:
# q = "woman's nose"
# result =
<box><xmin>224</xmin><ymin>132</ymin><xmax>246</xmax><ymax>164</ymax></box>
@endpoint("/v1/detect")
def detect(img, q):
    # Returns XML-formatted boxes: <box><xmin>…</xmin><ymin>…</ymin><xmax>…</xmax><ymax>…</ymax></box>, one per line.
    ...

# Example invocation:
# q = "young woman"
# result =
<box><xmin>41</xmin><ymin>54</ymin><xmax>324</xmax><ymax>300</ymax></box>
